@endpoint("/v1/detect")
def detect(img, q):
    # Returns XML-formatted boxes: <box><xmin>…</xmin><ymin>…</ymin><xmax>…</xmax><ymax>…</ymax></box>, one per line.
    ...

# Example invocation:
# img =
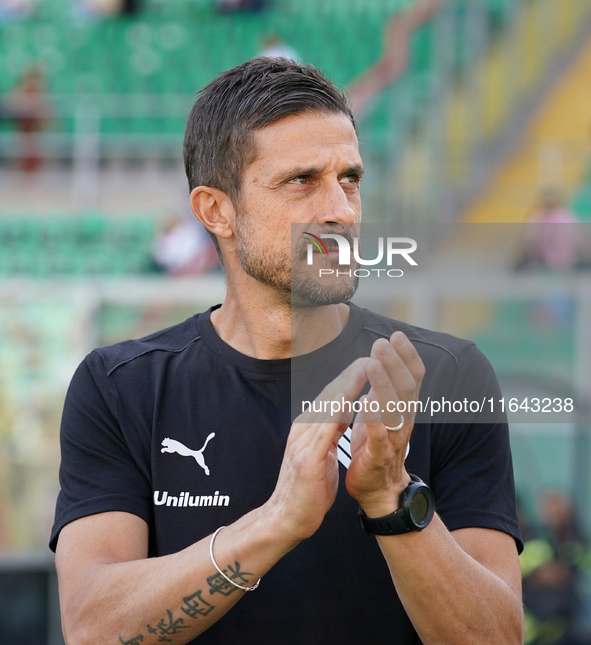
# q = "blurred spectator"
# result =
<box><xmin>520</xmin><ymin>490</ymin><xmax>589</xmax><ymax>645</ymax></box>
<box><xmin>152</xmin><ymin>208</ymin><xmax>219</xmax><ymax>277</ymax></box>
<box><xmin>217</xmin><ymin>0</ymin><xmax>240</xmax><ymax>11</ymax></box>
<box><xmin>515</xmin><ymin>188</ymin><xmax>581</xmax><ymax>323</ymax></box>
<box><xmin>347</xmin><ymin>0</ymin><xmax>444</xmax><ymax>118</ymax></box>
<box><xmin>3</xmin><ymin>66</ymin><xmax>53</xmax><ymax>173</ymax></box>
<box><xmin>217</xmin><ymin>0</ymin><xmax>265</xmax><ymax>13</ymax></box>
<box><xmin>520</xmin><ymin>188</ymin><xmax>581</xmax><ymax>272</ymax></box>
<box><xmin>540</xmin><ymin>491</ymin><xmax>585</xmax><ymax>546</ymax></box>
<box><xmin>120</xmin><ymin>0</ymin><xmax>142</xmax><ymax>15</ymax></box>
<box><xmin>71</xmin><ymin>0</ymin><xmax>121</xmax><ymax>19</ymax></box>
<box><xmin>0</xmin><ymin>0</ymin><xmax>34</xmax><ymax>21</ymax></box>
<box><xmin>258</xmin><ymin>33</ymin><xmax>300</xmax><ymax>62</ymax></box>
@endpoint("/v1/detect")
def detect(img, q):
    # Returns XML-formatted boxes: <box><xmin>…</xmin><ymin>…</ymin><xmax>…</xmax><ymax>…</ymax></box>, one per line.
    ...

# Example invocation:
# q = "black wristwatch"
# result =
<box><xmin>358</xmin><ymin>474</ymin><xmax>435</xmax><ymax>536</ymax></box>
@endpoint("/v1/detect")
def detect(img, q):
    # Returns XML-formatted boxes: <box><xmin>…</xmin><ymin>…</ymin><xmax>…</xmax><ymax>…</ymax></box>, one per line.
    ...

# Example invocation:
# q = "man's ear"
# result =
<box><xmin>190</xmin><ymin>186</ymin><xmax>236</xmax><ymax>240</ymax></box>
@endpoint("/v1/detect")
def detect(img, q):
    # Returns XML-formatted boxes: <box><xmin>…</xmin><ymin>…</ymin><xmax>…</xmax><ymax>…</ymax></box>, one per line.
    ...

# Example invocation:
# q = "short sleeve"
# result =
<box><xmin>429</xmin><ymin>344</ymin><xmax>523</xmax><ymax>553</ymax></box>
<box><xmin>49</xmin><ymin>351</ymin><xmax>153</xmax><ymax>552</ymax></box>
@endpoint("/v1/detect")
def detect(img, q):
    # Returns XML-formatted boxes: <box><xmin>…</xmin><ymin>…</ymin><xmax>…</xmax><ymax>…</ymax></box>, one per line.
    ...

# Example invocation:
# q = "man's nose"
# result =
<box><xmin>315</xmin><ymin>178</ymin><xmax>358</xmax><ymax>229</ymax></box>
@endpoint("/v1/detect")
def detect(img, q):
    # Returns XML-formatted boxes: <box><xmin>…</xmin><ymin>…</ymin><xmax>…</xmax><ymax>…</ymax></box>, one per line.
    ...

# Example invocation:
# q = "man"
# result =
<box><xmin>51</xmin><ymin>58</ymin><xmax>523</xmax><ymax>644</ymax></box>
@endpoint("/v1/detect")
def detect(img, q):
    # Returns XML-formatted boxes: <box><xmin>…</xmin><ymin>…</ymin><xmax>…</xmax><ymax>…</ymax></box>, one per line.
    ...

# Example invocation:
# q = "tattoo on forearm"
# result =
<box><xmin>117</xmin><ymin>560</ymin><xmax>250</xmax><ymax>644</ymax></box>
<box><xmin>146</xmin><ymin>609</ymin><xmax>189</xmax><ymax>642</ymax></box>
<box><xmin>119</xmin><ymin>636</ymin><xmax>143</xmax><ymax>645</ymax></box>
<box><xmin>181</xmin><ymin>590</ymin><xmax>215</xmax><ymax>618</ymax></box>
<box><xmin>207</xmin><ymin>561</ymin><xmax>254</xmax><ymax>596</ymax></box>
<box><xmin>118</xmin><ymin>598</ymin><xmax>209</xmax><ymax>645</ymax></box>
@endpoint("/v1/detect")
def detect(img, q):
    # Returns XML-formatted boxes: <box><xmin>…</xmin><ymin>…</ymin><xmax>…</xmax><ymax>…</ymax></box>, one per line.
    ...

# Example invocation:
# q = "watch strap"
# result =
<box><xmin>358</xmin><ymin>506</ymin><xmax>413</xmax><ymax>536</ymax></box>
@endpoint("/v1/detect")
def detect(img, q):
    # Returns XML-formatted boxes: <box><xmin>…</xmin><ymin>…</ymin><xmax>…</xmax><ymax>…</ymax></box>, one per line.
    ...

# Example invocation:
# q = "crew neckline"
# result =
<box><xmin>196</xmin><ymin>303</ymin><xmax>366</xmax><ymax>375</ymax></box>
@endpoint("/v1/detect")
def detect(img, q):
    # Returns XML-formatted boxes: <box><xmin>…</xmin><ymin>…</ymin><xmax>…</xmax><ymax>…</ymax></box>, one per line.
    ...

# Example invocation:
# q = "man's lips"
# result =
<box><xmin>308</xmin><ymin>248</ymin><xmax>340</xmax><ymax>257</ymax></box>
<box><xmin>299</xmin><ymin>233</ymin><xmax>356</xmax><ymax>256</ymax></box>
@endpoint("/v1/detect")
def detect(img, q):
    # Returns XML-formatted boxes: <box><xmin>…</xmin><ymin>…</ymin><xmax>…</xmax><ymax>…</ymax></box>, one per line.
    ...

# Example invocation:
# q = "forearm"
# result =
<box><xmin>57</xmin><ymin>504</ymin><xmax>295</xmax><ymax>645</ymax></box>
<box><xmin>401</xmin><ymin>0</ymin><xmax>445</xmax><ymax>30</ymax></box>
<box><xmin>347</xmin><ymin>0</ymin><xmax>444</xmax><ymax>115</ymax></box>
<box><xmin>374</xmin><ymin>516</ymin><xmax>523</xmax><ymax>645</ymax></box>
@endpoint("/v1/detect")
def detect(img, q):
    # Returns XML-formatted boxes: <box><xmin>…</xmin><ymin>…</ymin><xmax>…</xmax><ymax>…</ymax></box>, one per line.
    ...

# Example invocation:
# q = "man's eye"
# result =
<box><xmin>287</xmin><ymin>176</ymin><xmax>309</xmax><ymax>185</ymax></box>
<box><xmin>341</xmin><ymin>174</ymin><xmax>361</xmax><ymax>184</ymax></box>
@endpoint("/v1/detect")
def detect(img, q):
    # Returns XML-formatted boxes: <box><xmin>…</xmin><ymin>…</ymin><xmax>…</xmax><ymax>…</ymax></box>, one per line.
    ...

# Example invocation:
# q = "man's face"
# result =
<box><xmin>233</xmin><ymin>111</ymin><xmax>363</xmax><ymax>308</ymax></box>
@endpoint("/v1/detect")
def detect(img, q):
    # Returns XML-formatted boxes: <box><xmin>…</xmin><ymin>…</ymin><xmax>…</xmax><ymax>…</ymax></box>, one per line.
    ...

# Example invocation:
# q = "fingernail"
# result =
<box><xmin>393</xmin><ymin>332</ymin><xmax>405</xmax><ymax>346</ymax></box>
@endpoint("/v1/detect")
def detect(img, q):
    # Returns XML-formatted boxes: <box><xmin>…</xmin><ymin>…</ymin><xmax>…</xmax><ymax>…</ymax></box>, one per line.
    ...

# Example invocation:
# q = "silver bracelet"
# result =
<box><xmin>209</xmin><ymin>526</ymin><xmax>261</xmax><ymax>592</ymax></box>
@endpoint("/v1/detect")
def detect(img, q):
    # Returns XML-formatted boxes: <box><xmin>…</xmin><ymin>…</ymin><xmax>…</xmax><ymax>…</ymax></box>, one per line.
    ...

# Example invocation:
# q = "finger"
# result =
<box><xmin>319</xmin><ymin>356</ymin><xmax>370</xmax><ymax>404</ymax></box>
<box><xmin>292</xmin><ymin>358</ymin><xmax>370</xmax><ymax>459</ymax></box>
<box><xmin>389</xmin><ymin>332</ymin><xmax>425</xmax><ymax>386</ymax></box>
<box><xmin>355</xmin><ymin>391</ymin><xmax>381</xmax><ymax>425</ymax></box>
<box><xmin>350</xmin><ymin>418</ymin><xmax>407</xmax><ymax>467</ymax></box>
<box><xmin>365</xmin><ymin>362</ymin><xmax>412</xmax><ymax>462</ymax></box>
<box><xmin>295</xmin><ymin>357</ymin><xmax>370</xmax><ymax>426</ymax></box>
<box><xmin>349</xmin><ymin>391</ymin><xmax>393</xmax><ymax>457</ymax></box>
<box><xmin>355</xmin><ymin>415</ymin><xmax>405</xmax><ymax>467</ymax></box>
<box><xmin>365</xmin><ymin>358</ymin><xmax>407</xmax><ymax>429</ymax></box>
<box><xmin>303</xmin><ymin>392</ymin><xmax>358</xmax><ymax>460</ymax></box>
<box><xmin>349</xmin><ymin>419</ymin><xmax>366</xmax><ymax>456</ymax></box>
<box><xmin>370</xmin><ymin>337</ymin><xmax>417</xmax><ymax>403</ymax></box>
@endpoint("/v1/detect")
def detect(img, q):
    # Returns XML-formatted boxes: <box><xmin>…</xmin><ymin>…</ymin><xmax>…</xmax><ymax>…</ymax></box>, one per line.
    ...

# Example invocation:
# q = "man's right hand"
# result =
<box><xmin>265</xmin><ymin>357</ymin><xmax>370</xmax><ymax>545</ymax></box>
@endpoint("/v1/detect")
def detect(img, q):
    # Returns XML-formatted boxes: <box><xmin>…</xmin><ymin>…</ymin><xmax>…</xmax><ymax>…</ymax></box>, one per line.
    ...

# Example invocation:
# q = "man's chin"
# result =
<box><xmin>290</xmin><ymin>277</ymin><xmax>359</xmax><ymax>309</ymax></box>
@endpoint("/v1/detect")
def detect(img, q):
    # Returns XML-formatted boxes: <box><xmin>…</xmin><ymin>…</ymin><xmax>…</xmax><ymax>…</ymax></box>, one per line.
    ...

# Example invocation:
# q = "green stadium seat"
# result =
<box><xmin>486</xmin><ymin>0</ymin><xmax>515</xmax><ymax>29</ymax></box>
<box><xmin>570</xmin><ymin>189</ymin><xmax>591</xmax><ymax>223</ymax></box>
<box><xmin>0</xmin><ymin>215</ymin><xmax>155</xmax><ymax>276</ymax></box>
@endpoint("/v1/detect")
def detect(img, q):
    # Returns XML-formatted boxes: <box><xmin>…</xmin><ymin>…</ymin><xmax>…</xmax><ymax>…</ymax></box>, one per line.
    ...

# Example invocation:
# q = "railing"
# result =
<box><xmin>0</xmin><ymin>92</ymin><xmax>193</xmax><ymax>161</ymax></box>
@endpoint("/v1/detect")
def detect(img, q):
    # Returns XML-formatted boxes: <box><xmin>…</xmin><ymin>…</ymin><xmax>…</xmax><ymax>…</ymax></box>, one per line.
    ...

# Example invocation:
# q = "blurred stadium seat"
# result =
<box><xmin>0</xmin><ymin>215</ymin><xmax>155</xmax><ymax>275</ymax></box>
<box><xmin>0</xmin><ymin>0</ymin><xmax>529</xmax><ymax>166</ymax></box>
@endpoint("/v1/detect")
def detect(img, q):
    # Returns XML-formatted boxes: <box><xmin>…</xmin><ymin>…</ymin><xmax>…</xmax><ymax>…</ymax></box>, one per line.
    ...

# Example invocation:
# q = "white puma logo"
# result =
<box><xmin>161</xmin><ymin>434</ymin><xmax>216</xmax><ymax>476</ymax></box>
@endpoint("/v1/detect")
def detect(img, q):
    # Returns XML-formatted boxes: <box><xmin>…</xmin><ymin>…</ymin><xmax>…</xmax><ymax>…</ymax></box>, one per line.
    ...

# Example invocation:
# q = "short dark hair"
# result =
<box><xmin>183</xmin><ymin>57</ymin><xmax>356</xmax><ymax>203</ymax></box>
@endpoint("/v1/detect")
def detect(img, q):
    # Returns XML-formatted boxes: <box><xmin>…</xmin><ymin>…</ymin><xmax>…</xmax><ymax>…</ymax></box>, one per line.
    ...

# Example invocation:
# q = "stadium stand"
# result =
<box><xmin>0</xmin><ymin>0</ymin><xmax>526</xmax><ymax>162</ymax></box>
<box><xmin>0</xmin><ymin>215</ymin><xmax>155</xmax><ymax>275</ymax></box>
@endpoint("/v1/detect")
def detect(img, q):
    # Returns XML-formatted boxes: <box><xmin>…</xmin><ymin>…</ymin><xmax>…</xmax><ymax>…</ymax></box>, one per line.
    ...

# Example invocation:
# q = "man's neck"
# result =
<box><xmin>210</xmin><ymin>280</ymin><xmax>351</xmax><ymax>360</ymax></box>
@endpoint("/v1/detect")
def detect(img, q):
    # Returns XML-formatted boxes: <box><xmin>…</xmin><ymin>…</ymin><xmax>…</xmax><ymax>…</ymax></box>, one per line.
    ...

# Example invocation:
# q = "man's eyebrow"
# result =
<box><xmin>341</xmin><ymin>165</ymin><xmax>365</xmax><ymax>177</ymax></box>
<box><xmin>274</xmin><ymin>166</ymin><xmax>321</xmax><ymax>180</ymax></box>
<box><xmin>273</xmin><ymin>164</ymin><xmax>365</xmax><ymax>181</ymax></box>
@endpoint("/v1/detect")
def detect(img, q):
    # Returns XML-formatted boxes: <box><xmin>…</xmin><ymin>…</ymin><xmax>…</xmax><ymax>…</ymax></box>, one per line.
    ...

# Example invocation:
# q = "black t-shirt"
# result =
<box><xmin>51</xmin><ymin>303</ymin><xmax>522</xmax><ymax>644</ymax></box>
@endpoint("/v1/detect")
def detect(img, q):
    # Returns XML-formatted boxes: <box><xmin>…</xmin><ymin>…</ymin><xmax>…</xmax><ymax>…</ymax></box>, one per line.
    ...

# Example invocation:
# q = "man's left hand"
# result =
<box><xmin>345</xmin><ymin>331</ymin><xmax>425</xmax><ymax>517</ymax></box>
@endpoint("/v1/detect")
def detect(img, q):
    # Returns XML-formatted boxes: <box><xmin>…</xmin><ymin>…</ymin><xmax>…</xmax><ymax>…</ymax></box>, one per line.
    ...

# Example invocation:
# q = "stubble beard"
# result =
<box><xmin>234</xmin><ymin>211</ymin><xmax>359</xmax><ymax>309</ymax></box>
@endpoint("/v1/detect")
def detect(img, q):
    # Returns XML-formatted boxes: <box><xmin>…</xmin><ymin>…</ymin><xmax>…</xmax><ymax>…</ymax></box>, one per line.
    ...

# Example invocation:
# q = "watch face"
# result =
<box><xmin>410</xmin><ymin>490</ymin><xmax>429</xmax><ymax>525</ymax></box>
